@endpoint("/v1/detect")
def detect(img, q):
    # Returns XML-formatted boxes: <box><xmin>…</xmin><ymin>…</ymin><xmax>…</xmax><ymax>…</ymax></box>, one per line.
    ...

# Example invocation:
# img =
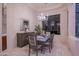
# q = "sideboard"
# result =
<box><xmin>17</xmin><ymin>33</ymin><xmax>29</xmax><ymax>47</ymax></box>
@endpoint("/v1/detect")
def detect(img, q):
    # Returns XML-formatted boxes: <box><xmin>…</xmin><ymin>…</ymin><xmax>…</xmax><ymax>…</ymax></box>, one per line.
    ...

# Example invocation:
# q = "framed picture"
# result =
<box><xmin>20</xmin><ymin>19</ymin><xmax>29</xmax><ymax>32</ymax></box>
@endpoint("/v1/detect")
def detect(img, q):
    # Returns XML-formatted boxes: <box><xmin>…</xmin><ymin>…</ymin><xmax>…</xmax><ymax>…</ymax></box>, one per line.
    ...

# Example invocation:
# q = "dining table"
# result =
<box><xmin>37</xmin><ymin>35</ymin><xmax>49</xmax><ymax>45</ymax></box>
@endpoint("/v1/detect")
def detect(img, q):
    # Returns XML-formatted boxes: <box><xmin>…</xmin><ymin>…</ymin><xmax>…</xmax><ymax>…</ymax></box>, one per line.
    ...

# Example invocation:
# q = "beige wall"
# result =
<box><xmin>41</xmin><ymin>4</ymin><xmax>79</xmax><ymax>56</ymax></box>
<box><xmin>7</xmin><ymin>3</ymin><xmax>68</xmax><ymax>49</ymax></box>
<box><xmin>6</xmin><ymin>3</ymin><xmax>77</xmax><ymax>54</ymax></box>
<box><xmin>0</xmin><ymin>3</ymin><xmax>78</xmax><ymax>55</ymax></box>
<box><xmin>68</xmin><ymin>4</ymin><xmax>75</xmax><ymax>37</ymax></box>
<box><xmin>67</xmin><ymin>4</ymin><xmax>79</xmax><ymax>55</ymax></box>
<box><xmin>0</xmin><ymin>4</ymin><xmax>2</xmax><ymax>51</ymax></box>
<box><xmin>37</xmin><ymin>6</ymin><xmax>68</xmax><ymax>41</ymax></box>
<box><xmin>68</xmin><ymin>4</ymin><xmax>79</xmax><ymax>56</ymax></box>
<box><xmin>7</xmin><ymin>4</ymin><xmax>37</xmax><ymax>49</ymax></box>
<box><xmin>37</xmin><ymin>5</ymin><xmax>78</xmax><ymax>55</ymax></box>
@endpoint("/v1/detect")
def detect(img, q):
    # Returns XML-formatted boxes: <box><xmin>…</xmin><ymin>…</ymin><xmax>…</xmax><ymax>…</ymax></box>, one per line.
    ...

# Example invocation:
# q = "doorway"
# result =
<box><xmin>2</xmin><ymin>3</ymin><xmax>7</xmax><ymax>51</ymax></box>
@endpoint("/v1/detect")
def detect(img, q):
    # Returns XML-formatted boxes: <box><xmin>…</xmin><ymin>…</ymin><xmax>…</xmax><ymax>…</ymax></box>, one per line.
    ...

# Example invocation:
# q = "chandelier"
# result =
<box><xmin>38</xmin><ymin>13</ymin><xmax>48</xmax><ymax>21</ymax></box>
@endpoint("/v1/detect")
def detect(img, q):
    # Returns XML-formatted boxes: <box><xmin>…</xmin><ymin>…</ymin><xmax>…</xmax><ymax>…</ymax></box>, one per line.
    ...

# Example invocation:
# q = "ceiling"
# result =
<box><xmin>27</xmin><ymin>3</ymin><xmax>65</xmax><ymax>12</ymax></box>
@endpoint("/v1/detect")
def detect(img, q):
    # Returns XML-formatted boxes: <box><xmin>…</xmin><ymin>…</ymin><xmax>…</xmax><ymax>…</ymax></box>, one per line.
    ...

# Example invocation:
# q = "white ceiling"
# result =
<box><xmin>27</xmin><ymin>3</ymin><xmax>65</xmax><ymax>12</ymax></box>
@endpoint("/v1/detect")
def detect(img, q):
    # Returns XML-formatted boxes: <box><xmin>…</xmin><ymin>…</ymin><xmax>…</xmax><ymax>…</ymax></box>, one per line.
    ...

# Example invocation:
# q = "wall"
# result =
<box><xmin>38</xmin><ymin>4</ymin><xmax>79</xmax><ymax>55</ymax></box>
<box><xmin>68</xmin><ymin>4</ymin><xmax>79</xmax><ymax>55</ymax></box>
<box><xmin>68</xmin><ymin>4</ymin><xmax>75</xmax><ymax>37</ymax></box>
<box><xmin>0</xmin><ymin>4</ymin><xmax>2</xmax><ymax>51</ymax></box>
<box><xmin>7</xmin><ymin>4</ymin><xmax>37</xmax><ymax>49</ymax></box>
<box><xmin>37</xmin><ymin>6</ymin><xmax>68</xmax><ymax>42</ymax></box>
<box><xmin>37</xmin><ymin>4</ymin><xmax>79</xmax><ymax>52</ymax></box>
<box><xmin>6</xmin><ymin>3</ymin><xmax>77</xmax><ymax>53</ymax></box>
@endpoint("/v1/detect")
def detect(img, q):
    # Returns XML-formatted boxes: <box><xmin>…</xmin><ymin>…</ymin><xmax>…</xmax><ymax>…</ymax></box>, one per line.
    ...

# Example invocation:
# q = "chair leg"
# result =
<box><xmin>51</xmin><ymin>43</ymin><xmax>53</xmax><ymax>49</ymax></box>
<box><xmin>49</xmin><ymin>46</ymin><xmax>51</xmax><ymax>53</ymax></box>
<box><xmin>50</xmin><ymin>45</ymin><xmax>52</xmax><ymax>50</ymax></box>
<box><xmin>41</xmin><ymin>48</ymin><xmax>42</xmax><ymax>53</ymax></box>
<box><xmin>41</xmin><ymin>46</ymin><xmax>44</xmax><ymax>53</ymax></box>
<box><xmin>51</xmin><ymin>47</ymin><xmax>52</xmax><ymax>51</ymax></box>
<box><xmin>36</xmin><ymin>49</ymin><xmax>38</xmax><ymax>56</ymax></box>
<box><xmin>28</xmin><ymin>47</ymin><xmax>30</xmax><ymax>56</ymax></box>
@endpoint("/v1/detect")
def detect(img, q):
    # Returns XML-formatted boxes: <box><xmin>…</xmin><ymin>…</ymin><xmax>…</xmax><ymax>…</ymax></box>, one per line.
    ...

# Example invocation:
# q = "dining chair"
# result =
<box><xmin>42</xmin><ymin>33</ymin><xmax>54</xmax><ymax>53</ymax></box>
<box><xmin>28</xmin><ymin>33</ymin><xmax>43</xmax><ymax>56</ymax></box>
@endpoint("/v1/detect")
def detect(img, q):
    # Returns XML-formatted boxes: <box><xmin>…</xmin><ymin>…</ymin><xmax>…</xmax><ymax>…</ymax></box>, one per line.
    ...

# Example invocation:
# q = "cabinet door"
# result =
<box><xmin>17</xmin><ymin>33</ymin><xmax>22</xmax><ymax>47</ymax></box>
<box><xmin>17</xmin><ymin>33</ymin><xmax>29</xmax><ymax>47</ymax></box>
<box><xmin>2</xmin><ymin>36</ymin><xmax>7</xmax><ymax>51</ymax></box>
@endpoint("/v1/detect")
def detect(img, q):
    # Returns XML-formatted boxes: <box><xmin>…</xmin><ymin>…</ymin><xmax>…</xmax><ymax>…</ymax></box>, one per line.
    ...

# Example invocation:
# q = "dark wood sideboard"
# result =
<box><xmin>17</xmin><ymin>33</ymin><xmax>29</xmax><ymax>47</ymax></box>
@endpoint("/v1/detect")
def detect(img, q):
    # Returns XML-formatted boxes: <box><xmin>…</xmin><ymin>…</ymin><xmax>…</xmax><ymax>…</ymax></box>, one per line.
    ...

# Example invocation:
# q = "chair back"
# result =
<box><xmin>50</xmin><ymin>34</ymin><xmax>54</xmax><ymax>42</ymax></box>
<box><xmin>28</xmin><ymin>33</ymin><xmax>37</xmax><ymax>47</ymax></box>
<box><xmin>49</xmin><ymin>34</ymin><xmax>54</xmax><ymax>46</ymax></box>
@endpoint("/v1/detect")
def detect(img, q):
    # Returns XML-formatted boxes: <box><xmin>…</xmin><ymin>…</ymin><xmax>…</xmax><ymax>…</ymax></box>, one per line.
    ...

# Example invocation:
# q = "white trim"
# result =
<box><xmin>70</xmin><ymin>36</ymin><xmax>79</xmax><ymax>41</ymax></box>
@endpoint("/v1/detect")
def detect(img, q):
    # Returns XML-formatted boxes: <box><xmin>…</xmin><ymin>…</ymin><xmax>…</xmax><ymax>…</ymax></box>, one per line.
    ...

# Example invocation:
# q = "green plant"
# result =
<box><xmin>34</xmin><ymin>25</ymin><xmax>42</xmax><ymax>34</ymax></box>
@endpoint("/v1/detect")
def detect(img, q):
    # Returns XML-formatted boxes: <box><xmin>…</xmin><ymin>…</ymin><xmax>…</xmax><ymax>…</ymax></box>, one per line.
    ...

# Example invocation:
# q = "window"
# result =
<box><xmin>42</xmin><ymin>14</ymin><xmax>60</xmax><ymax>34</ymax></box>
<box><xmin>76</xmin><ymin>3</ymin><xmax>79</xmax><ymax>37</ymax></box>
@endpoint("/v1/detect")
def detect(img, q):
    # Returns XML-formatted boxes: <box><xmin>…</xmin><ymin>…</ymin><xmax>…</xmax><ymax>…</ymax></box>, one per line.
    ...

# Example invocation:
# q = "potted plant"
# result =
<box><xmin>34</xmin><ymin>25</ymin><xmax>42</xmax><ymax>35</ymax></box>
